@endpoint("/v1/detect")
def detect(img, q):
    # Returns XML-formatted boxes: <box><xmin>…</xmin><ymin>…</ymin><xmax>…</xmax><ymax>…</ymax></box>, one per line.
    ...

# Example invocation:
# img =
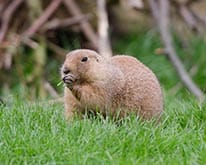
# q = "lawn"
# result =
<box><xmin>0</xmin><ymin>95</ymin><xmax>206</xmax><ymax>164</ymax></box>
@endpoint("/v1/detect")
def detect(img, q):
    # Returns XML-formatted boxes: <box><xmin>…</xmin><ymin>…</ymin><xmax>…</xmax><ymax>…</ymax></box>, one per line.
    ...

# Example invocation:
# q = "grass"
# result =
<box><xmin>0</xmin><ymin>96</ymin><xmax>206</xmax><ymax>164</ymax></box>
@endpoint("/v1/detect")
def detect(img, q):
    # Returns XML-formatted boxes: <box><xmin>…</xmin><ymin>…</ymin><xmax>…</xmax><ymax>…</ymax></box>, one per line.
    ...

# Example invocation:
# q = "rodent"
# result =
<box><xmin>61</xmin><ymin>49</ymin><xmax>163</xmax><ymax>120</ymax></box>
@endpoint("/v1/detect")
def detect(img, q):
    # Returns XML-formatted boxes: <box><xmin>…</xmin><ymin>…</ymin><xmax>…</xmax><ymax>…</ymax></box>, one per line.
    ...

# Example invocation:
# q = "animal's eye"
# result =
<box><xmin>81</xmin><ymin>57</ymin><xmax>88</xmax><ymax>62</ymax></box>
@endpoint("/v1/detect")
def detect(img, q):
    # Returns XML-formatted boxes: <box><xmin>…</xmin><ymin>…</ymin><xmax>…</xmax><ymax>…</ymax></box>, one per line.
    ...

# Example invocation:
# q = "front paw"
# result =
<box><xmin>72</xmin><ymin>85</ymin><xmax>81</xmax><ymax>100</ymax></box>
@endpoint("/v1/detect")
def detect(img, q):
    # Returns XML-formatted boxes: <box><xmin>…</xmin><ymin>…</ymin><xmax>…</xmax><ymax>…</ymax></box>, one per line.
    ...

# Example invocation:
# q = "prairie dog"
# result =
<box><xmin>61</xmin><ymin>49</ymin><xmax>163</xmax><ymax>120</ymax></box>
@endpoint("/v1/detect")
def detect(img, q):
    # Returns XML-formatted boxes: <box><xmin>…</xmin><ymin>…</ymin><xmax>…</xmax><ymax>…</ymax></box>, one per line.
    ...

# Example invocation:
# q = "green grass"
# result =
<box><xmin>0</xmin><ymin>96</ymin><xmax>206</xmax><ymax>164</ymax></box>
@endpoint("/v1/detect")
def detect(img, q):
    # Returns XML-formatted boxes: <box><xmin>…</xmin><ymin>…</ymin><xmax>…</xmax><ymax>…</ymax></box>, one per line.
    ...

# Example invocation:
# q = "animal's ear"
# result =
<box><xmin>96</xmin><ymin>55</ymin><xmax>102</xmax><ymax>62</ymax></box>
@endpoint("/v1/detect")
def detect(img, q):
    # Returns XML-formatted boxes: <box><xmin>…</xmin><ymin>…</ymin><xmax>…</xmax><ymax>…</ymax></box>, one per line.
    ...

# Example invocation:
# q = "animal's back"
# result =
<box><xmin>111</xmin><ymin>55</ymin><xmax>163</xmax><ymax>119</ymax></box>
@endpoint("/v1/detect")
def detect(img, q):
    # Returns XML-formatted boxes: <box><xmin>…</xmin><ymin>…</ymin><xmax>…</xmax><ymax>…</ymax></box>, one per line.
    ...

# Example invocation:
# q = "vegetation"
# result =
<box><xmin>0</xmin><ymin>95</ymin><xmax>206</xmax><ymax>164</ymax></box>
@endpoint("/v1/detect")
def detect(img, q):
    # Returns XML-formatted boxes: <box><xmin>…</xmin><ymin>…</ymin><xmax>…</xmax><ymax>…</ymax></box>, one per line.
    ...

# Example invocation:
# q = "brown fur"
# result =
<box><xmin>61</xmin><ymin>49</ymin><xmax>163</xmax><ymax>120</ymax></box>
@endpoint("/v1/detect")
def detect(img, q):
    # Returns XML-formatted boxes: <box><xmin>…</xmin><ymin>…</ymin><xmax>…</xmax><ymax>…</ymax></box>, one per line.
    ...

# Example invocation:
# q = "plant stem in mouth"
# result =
<box><xmin>57</xmin><ymin>81</ymin><xmax>64</xmax><ymax>86</ymax></box>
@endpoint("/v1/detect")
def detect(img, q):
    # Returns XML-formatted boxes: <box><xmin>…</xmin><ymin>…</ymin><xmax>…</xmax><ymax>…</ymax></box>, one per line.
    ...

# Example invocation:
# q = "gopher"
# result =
<box><xmin>61</xmin><ymin>49</ymin><xmax>163</xmax><ymax>120</ymax></box>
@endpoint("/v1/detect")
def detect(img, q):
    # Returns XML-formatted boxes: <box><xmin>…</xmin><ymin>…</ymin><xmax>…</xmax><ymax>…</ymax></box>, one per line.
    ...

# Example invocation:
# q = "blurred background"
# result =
<box><xmin>0</xmin><ymin>0</ymin><xmax>205</xmax><ymax>101</ymax></box>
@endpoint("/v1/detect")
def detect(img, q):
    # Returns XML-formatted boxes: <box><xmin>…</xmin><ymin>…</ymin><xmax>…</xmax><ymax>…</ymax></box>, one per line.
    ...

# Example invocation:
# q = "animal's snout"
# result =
<box><xmin>62</xmin><ymin>75</ymin><xmax>73</xmax><ymax>83</ymax></box>
<box><xmin>62</xmin><ymin>74</ymin><xmax>75</xmax><ymax>90</ymax></box>
<box><xmin>63</xmin><ymin>68</ymin><xmax>70</xmax><ymax>74</ymax></box>
<box><xmin>62</xmin><ymin>76</ymin><xmax>68</xmax><ymax>82</ymax></box>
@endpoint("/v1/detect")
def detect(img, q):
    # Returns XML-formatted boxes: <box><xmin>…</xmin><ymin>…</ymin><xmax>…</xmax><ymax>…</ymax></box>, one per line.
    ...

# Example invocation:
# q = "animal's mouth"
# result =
<box><xmin>62</xmin><ymin>74</ymin><xmax>76</xmax><ymax>89</ymax></box>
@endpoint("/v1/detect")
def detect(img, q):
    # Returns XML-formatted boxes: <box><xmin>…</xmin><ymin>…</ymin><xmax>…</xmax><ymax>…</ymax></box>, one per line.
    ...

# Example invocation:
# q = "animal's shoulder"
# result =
<box><xmin>111</xmin><ymin>55</ymin><xmax>139</xmax><ymax>63</ymax></box>
<box><xmin>110</xmin><ymin>55</ymin><xmax>146</xmax><ymax>72</ymax></box>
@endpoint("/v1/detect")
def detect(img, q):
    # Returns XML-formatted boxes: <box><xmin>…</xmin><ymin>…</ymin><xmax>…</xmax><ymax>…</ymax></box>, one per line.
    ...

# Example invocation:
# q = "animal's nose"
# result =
<box><xmin>63</xmin><ymin>68</ymin><xmax>70</xmax><ymax>74</ymax></box>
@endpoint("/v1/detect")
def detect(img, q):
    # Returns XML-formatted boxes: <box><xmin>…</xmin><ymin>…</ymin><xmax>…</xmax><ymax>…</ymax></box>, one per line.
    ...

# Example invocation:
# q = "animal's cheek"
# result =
<box><xmin>78</xmin><ymin>70</ymin><xmax>89</xmax><ymax>80</ymax></box>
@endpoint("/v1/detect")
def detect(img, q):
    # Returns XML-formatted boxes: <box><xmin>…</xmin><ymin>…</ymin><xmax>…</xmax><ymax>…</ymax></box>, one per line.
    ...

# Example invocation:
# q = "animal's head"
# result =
<box><xmin>61</xmin><ymin>49</ymin><xmax>107</xmax><ymax>89</ymax></box>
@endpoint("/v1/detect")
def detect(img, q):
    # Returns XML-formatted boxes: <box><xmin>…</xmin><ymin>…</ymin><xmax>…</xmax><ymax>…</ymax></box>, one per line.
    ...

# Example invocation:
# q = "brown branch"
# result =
<box><xmin>97</xmin><ymin>0</ymin><xmax>112</xmax><ymax>57</ymax></box>
<box><xmin>190</xmin><ymin>9</ymin><xmax>206</xmax><ymax>27</ymax></box>
<box><xmin>23</xmin><ymin>0</ymin><xmax>62</xmax><ymax>38</ymax></box>
<box><xmin>148</xmin><ymin>0</ymin><xmax>160</xmax><ymax>24</ymax></box>
<box><xmin>172</xmin><ymin>0</ymin><xmax>200</xmax><ymax>6</ymax></box>
<box><xmin>179</xmin><ymin>5</ymin><xmax>198</xmax><ymax>31</ymax></box>
<box><xmin>0</xmin><ymin>0</ymin><xmax>9</xmax><ymax>16</ymax></box>
<box><xmin>148</xmin><ymin>0</ymin><xmax>204</xmax><ymax>101</ymax></box>
<box><xmin>0</xmin><ymin>0</ymin><xmax>24</xmax><ymax>43</ymax></box>
<box><xmin>47</xmin><ymin>41</ymin><xmax>67</xmax><ymax>59</ymax></box>
<box><xmin>21</xmin><ymin>37</ymin><xmax>39</xmax><ymax>49</ymax></box>
<box><xmin>44</xmin><ymin>81</ymin><xmax>59</xmax><ymax>98</ymax></box>
<box><xmin>127</xmin><ymin>0</ymin><xmax>144</xmax><ymax>10</ymax></box>
<box><xmin>63</xmin><ymin>0</ymin><xmax>98</xmax><ymax>49</ymax></box>
<box><xmin>41</xmin><ymin>14</ymin><xmax>91</xmax><ymax>31</ymax></box>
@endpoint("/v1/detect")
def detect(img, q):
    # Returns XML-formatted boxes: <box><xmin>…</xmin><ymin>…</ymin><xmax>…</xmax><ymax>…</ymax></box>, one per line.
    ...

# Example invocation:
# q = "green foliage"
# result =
<box><xmin>0</xmin><ymin>96</ymin><xmax>206</xmax><ymax>164</ymax></box>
